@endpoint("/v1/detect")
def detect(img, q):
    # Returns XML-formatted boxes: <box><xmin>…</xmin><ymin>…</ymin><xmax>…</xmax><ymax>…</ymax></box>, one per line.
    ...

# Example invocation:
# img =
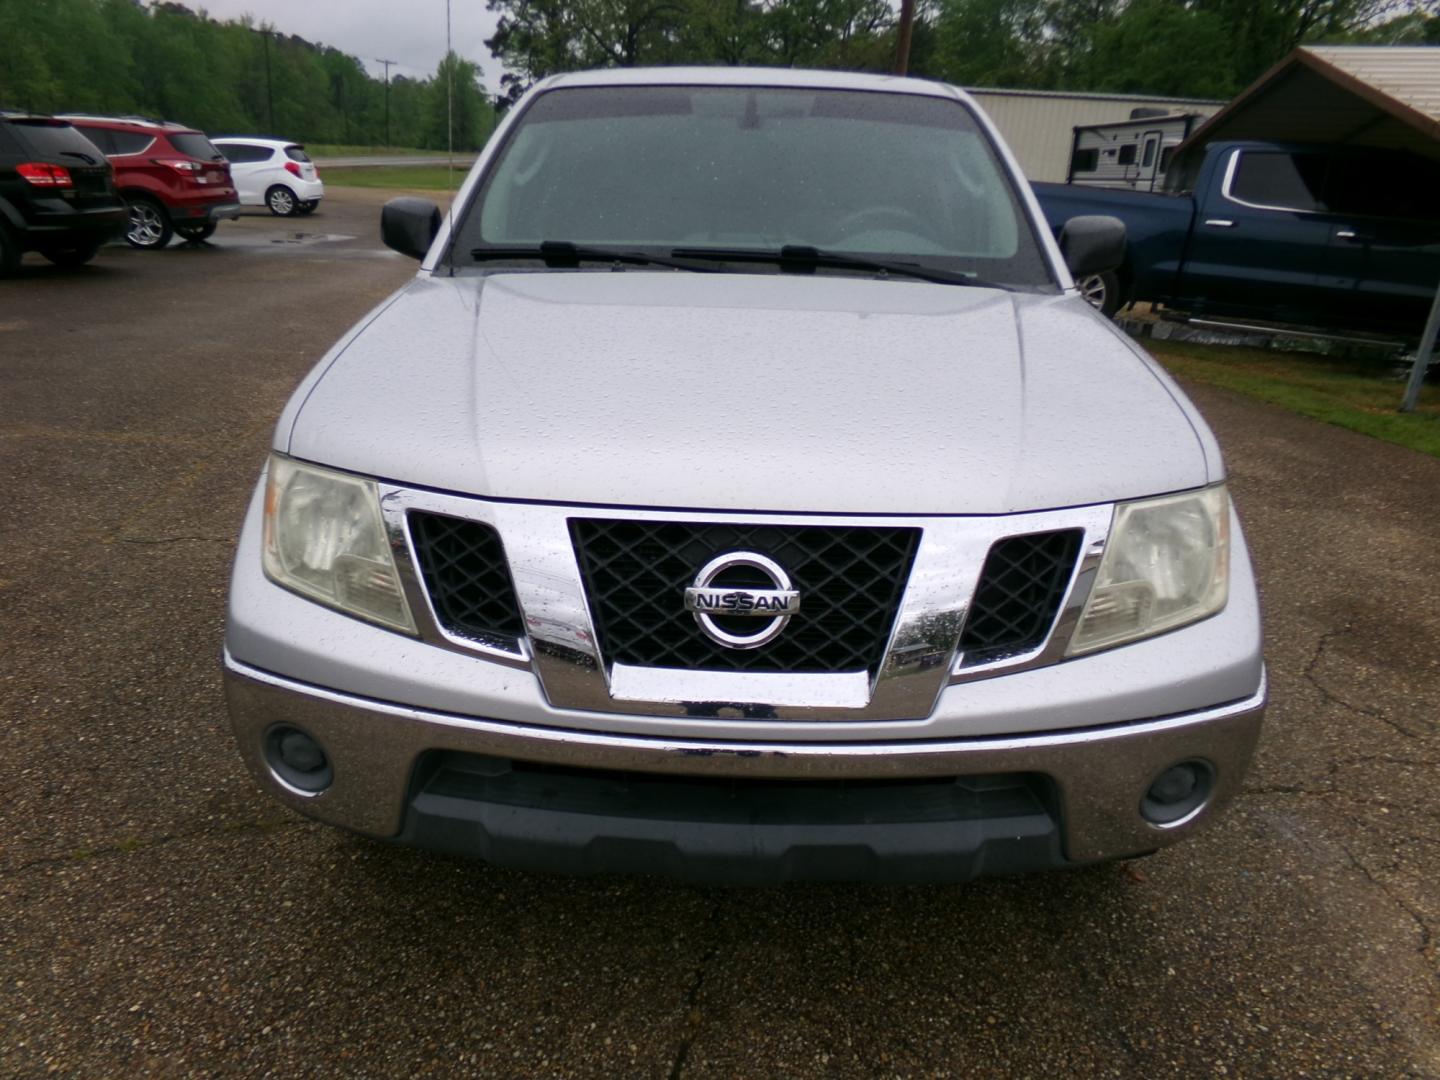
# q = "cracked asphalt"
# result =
<box><xmin>2</xmin><ymin>187</ymin><xmax>1438</xmax><ymax>1078</ymax></box>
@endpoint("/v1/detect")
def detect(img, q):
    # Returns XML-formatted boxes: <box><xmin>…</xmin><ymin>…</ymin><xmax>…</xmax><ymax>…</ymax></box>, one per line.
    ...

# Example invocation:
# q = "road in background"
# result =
<box><xmin>315</xmin><ymin>155</ymin><xmax>479</xmax><ymax>169</ymax></box>
<box><xmin>1</xmin><ymin>190</ymin><xmax>1437</xmax><ymax>1077</ymax></box>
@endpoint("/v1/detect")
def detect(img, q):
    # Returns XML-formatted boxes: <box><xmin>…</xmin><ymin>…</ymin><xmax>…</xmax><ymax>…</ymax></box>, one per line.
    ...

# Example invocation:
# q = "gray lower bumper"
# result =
<box><xmin>224</xmin><ymin>654</ymin><xmax>1265</xmax><ymax>878</ymax></box>
<box><xmin>197</xmin><ymin>202</ymin><xmax>242</xmax><ymax>223</ymax></box>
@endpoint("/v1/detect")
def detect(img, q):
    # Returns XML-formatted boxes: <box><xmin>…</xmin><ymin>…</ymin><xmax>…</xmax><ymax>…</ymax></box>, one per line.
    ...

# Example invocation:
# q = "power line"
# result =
<box><xmin>376</xmin><ymin>58</ymin><xmax>396</xmax><ymax>148</ymax></box>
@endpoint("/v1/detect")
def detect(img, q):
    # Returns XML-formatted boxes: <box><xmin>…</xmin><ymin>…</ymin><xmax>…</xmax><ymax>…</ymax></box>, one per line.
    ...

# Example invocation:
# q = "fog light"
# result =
<box><xmin>277</xmin><ymin>731</ymin><xmax>324</xmax><ymax>771</ymax></box>
<box><xmin>264</xmin><ymin>725</ymin><xmax>333</xmax><ymax>794</ymax></box>
<box><xmin>1140</xmin><ymin>760</ymin><xmax>1214</xmax><ymax>826</ymax></box>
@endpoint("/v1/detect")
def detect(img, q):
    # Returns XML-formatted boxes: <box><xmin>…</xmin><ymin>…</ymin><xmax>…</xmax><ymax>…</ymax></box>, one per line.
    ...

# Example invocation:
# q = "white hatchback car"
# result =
<box><xmin>212</xmin><ymin>137</ymin><xmax>323</xmax><ymax>216</ymax></box>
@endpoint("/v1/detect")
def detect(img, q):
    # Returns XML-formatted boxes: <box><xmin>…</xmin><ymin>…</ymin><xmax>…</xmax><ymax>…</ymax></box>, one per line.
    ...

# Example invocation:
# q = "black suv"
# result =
<box><xmin>0</xmin><ymin>112</ymin><xmax>127</xmax><ymax>275</ymax></box>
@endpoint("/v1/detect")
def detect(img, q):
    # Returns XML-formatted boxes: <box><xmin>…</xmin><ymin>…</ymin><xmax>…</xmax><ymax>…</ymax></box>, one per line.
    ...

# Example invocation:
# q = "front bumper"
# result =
<box><xmin>225</xmin><ymin>653</ymin><xmax>1265</xmax><ymax>882</ymax></box>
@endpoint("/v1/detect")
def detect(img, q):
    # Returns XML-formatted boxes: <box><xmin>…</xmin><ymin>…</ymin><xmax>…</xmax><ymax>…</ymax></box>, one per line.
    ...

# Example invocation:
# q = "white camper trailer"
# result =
<box><xmin>1066</xmin><ymin>112</ymin><xmax>1205</xmax><ymax>190</ymax></box>
<box><xmin>964</xmin><ymin>89</ymin><xmax>1223</xmax><ymax>181</ymax></box>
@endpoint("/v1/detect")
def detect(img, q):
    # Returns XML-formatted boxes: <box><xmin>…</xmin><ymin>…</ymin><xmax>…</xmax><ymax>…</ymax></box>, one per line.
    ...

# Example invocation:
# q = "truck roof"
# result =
<box><xmin>538</xmin><ymin>66</ymin><xmax>966</xmax><ymax>102</ymax></box>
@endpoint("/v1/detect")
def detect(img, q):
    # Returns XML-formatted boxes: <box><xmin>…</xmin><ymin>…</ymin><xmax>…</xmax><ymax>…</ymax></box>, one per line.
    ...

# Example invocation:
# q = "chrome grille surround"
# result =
<box><xmin>409</xmin><ymin>511</ymin><xmax>527</xmax><ymax>652</ymax></box>
<box><xmin>378</xmin><ymin>483</ymin><xmax>1114</xmax><ymax>722</ymax></box>
<box><xmin>569</xmin><ymin>518</ymin><xmax>921</xmax><ymax>676</ymax></box>
<box><xmin>958</xmin><ymin>530</ymin><xmax>1086</xmax><ymax>663</ymax></box>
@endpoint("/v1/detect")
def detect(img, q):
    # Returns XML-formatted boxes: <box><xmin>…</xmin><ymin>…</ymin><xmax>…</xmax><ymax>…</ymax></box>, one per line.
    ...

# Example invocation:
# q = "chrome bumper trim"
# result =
<box><xmin>224</xmin><ymin>652</ymin><xmax>1265</xmax><ymax>864</ymax></box>
<box><xmin>374</xmin><ymin>479</ymin><xmax>1117</xmax><ymax>722</ymax></box>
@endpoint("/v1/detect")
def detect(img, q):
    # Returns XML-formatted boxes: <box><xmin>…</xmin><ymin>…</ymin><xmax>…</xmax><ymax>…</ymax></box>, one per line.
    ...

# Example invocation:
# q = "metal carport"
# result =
<box><xmin>1171</xmin><ymin>46</ymin><xmax>1440</xmax><ymax>410</ymax></box>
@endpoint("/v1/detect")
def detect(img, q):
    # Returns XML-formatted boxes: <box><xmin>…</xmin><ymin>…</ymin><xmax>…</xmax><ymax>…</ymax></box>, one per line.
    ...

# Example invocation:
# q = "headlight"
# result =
<box><xmin>262</xmin><ymin>455</ymin><xmax>417</xmax><ymax>634</ymax></box>
<box><xmin>1067</xmin><ymin>485</ymin><xmax>1229</xmax><ymax>655</ymax></box>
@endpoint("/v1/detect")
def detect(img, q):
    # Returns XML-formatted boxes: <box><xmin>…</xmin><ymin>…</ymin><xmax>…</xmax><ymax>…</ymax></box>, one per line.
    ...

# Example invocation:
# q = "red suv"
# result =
<box><xmin>58</xmin><ymin>115</ymin><xmax>241</xmax><ymax>249</ymax></box>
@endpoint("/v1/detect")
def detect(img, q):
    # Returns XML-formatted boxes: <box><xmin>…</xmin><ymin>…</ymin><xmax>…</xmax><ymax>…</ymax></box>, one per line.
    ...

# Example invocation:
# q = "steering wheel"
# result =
<box><xmin>826</xmin><ymin>206</ymin><xmax>932</xmax><ymax>243</ymax></box>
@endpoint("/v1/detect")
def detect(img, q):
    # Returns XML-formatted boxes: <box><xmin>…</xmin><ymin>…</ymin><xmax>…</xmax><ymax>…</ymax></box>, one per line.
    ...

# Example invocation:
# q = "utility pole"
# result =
<box><xmin>259</xmin><ymin>27</ymin><xmax>275</xmax><ymax>133</ymax></box>
<box><xmin>894</xmin><ymin>0</ymin><xmax>916</xmax><ymax>76</ymax></box>
<box><xmin>377</xmin><ymin>58</ymin><xmax>396</xmax><ymax>148</ymax></box>
<box><xmin>446</xmin><ymin>0</ymin><xmax>454</xmax><ymax>176</ymax></box>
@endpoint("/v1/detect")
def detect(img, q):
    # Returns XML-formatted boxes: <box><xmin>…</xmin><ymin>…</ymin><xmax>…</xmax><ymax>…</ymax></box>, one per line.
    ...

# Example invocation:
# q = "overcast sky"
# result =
<box><xmin>195</xmin><ymin>0</ymin><xmax>507</xmax><ymax>90</ymax></box>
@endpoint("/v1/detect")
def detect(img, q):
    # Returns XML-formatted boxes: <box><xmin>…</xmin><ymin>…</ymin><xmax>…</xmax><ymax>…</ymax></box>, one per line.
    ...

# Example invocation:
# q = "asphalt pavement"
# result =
<box><xmin>1</xmin><ymin>189</ymin><xmax>1437</xmax><ymax>1078</ymax></box>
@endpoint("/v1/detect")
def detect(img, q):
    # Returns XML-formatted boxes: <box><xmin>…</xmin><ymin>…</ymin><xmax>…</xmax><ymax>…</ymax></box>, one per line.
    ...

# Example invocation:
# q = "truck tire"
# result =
<box><xmin>1079</xmin><ymin>272</ymin><xmax>1121</xmax><ymax>318</ymax></box>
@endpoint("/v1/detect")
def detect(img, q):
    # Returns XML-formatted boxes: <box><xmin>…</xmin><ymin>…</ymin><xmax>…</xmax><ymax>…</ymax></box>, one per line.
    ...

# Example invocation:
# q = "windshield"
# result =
<box><xmin>456</xmin><ymin>85</ymin><xmax>1053</xmax><ymax>288</ymax></box>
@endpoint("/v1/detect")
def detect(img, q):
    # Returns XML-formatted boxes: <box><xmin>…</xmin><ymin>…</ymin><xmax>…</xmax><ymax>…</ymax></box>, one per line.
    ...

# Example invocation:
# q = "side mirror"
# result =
<box><xmin>381</xmin><ymin>197</ymin><xmax>442</xmax><ymax>260</ymax></box>
<box><xmin>1058</xmin><ymin>215</ymin><xmax>1126</xmax><ymax>279</ymax></box>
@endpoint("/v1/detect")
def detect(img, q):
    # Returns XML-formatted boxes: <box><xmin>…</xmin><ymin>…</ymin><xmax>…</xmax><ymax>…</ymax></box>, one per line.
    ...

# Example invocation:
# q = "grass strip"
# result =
<box><xmin>321</xmin><ymin>165</ymin><xmax>465</xmax><ymax>191</ymax></box>
<box><xmin>1147</xmin><ymin>338</ymin><xmax>1440</xmax><ymax>459</ymax></box>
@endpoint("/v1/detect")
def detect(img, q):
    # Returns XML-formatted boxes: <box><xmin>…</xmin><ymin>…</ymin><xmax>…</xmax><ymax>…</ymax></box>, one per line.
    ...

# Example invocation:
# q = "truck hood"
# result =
<box><xmin>283</xmin><ymin>272</ymin><xmax>1214</xmax><ymax>515</ymax></box>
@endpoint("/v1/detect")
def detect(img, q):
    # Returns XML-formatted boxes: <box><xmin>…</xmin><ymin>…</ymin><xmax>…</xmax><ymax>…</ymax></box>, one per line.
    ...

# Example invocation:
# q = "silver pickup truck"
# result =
<box><xmin>223</xmin><ymin>67</ymin><xmax>1265</xmax><ymax>884</ymax></box>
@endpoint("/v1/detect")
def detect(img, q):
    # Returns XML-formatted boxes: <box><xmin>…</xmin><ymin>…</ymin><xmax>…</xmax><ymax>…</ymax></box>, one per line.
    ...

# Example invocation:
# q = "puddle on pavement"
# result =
<box><xmin>227</xmin><ymin>232</ymin><xmax>358</xmax><ymax>248</ymax></box>
<box><xmin>156</xmin><ymin>230</ymin><xmax>400</xmax><ymax>260</ymax></box>
<box><xmin>165</xmin><ymin>230</ymin><xmax>399</xmax><ymax>258</ymax></box>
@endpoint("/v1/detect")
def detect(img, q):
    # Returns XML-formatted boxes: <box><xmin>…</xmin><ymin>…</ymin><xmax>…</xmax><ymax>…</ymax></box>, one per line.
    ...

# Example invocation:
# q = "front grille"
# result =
<box><xmin>409</xmin><ymin>512</ymin><xmax>526</xmax><ymax>648</ymax></box>
<box><xmin>959</xmin><ymin>530</ymin><xmax>1082</xmax><ymax>663</ymax></box>
<box><xmin>570</xmin><ymin>519</ymin><xmax>920</xmax><ymax>674</ymax></box>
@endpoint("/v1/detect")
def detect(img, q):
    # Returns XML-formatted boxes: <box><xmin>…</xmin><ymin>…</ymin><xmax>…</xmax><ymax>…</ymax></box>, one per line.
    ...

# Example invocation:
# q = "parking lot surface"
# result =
<box><xmin>2</xmin><ymin>189</ymin><xmax>1438</xmax><ymax>1078</ymax></box>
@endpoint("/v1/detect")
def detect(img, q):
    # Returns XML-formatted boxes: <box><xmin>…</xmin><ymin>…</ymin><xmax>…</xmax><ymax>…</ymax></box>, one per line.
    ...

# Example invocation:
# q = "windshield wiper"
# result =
<box><xmin>469</xmin><ymin>241</ymin><xmax>713</xmax><ymax>273</ymax></box>
<box><xmin>59</xmin><ymin>151</ymin><xmax>100</xmax><ymax>165</ymax></box>
<box><xmin>668</xmin><ymin>245</ymin><xmax>1018</xmax><ymax>290</ymax></box>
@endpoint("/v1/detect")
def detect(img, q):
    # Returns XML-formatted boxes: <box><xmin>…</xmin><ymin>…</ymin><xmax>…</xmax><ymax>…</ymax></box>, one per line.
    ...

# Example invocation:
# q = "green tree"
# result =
<box><xmin>487</xmin><ymin>0</ymin><xmax>692</xmax><ymax>104</ymax></box>
<box><xmin>1</xmin><ymin>0</ymin><xmax>1425</xmax><ymax>141</ymax></box>
<box><xmin>1079</xmin><ymin>0</ymin><xmax>1238</xmax><ymax>96</ymax></box>
<box><xmin>928</xmin><ymin>0</ymin><xmax>1051</xmax><ymax>87</ymax></box>
<box><xmin>921</xmin><ymin>0</ymin><xmax>1413</xmax><ymax>97</ymax></box>
<box><xmin>485</xmin><ymin>0</ymin><xmax>900</xmax><ymax>101</ymax></box>
<box><xmin>0</xmin><ymin>0</ymin><xmax>487</xmax><ymax>148</ymax></box>
<box><xmin>676</xmin><ymin>0</ymin><xmax>771</xmax><ymax>65</ymax></box>
<box><xmin>425</xmin><ymin>52</ymin><xmax>496</xmax><ymax>152</ymax></box>
<box><xmin>1338</xmin><ymin>9</ymin><xmax>1440</xmax><ymax>42</ymax></box>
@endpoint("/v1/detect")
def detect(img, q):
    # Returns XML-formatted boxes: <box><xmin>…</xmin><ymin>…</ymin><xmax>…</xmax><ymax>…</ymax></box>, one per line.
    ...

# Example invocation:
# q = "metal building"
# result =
<box><xmin>966</xmin><ymin>88</ymin><xmax>1225</xmax><ymax>182</ymax></box>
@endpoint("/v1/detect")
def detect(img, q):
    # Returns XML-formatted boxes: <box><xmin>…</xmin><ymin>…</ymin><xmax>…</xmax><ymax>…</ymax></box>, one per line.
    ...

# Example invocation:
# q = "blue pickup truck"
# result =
<box><xmin>1033</xmin><ymin>139</ymin><xmax>1440</xmax><ymax>339</ymax></box>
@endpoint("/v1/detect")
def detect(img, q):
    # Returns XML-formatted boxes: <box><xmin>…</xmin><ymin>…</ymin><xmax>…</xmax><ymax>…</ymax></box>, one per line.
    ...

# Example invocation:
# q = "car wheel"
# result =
<box><xmin>1078</xmin><ymin>271</ymin><xmax>1121</xmax><ymax>318</ymax></box>
<box><xmin>266</xmin><ymin>186</ymin><xmax>298</xmax><ymax>216</ymax></box>
<box><xmin>41</xmin><ymin>242</ymin><xmax>101</xmax><ymax>268</ymax></box>
<box><xmin>0</xmin><ymin>225</ymin><xmax>20</xmax><ymax>277</ymax></box>
<box><xmin>297</xmin><ymin>200</ymin><xmax>318</xmax><ymax>215</ymax></box>
<box><xmin>125</xmin><ymin>196</ymin><xmax>173</xmax><ymax>249</ymax></box>
<box><xmin>175</xmin><ymin>222</ymin><xmax>217</xmax><ymax>243</ymax></box>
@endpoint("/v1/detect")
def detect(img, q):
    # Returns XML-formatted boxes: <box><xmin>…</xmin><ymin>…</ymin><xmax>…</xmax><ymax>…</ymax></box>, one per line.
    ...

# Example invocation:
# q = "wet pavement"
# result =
<box><xmin>1</xmin><ymin>188</ymin><xmax>1437</xmax><ymax>1077</ymax></box>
